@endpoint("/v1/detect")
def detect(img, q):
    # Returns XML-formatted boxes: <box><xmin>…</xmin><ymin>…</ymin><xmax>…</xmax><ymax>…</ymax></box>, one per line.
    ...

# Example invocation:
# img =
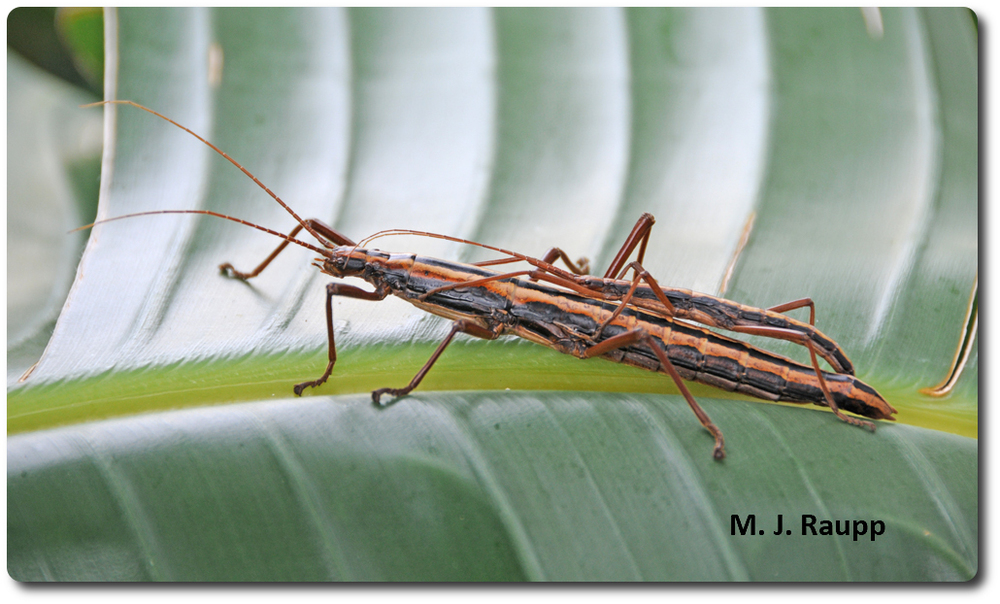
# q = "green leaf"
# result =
<box><xmin>55</xmin><ymin>7</ymin><xmax>106</xmax><ymax>91</ymax></box>
<box><xmin>7</xmin><ymin>392</ymin><xmax>977</xmax><ymax>581</ymax></box>
<box><xmin>8</xmin><ymin>7</ymin><xmax>977</xmax><ymax>581</ymax></box>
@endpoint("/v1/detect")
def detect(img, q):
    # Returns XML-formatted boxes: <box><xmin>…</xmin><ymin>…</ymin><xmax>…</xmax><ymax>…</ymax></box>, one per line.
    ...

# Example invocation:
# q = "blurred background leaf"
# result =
<box><xmin>7</xmin><ymin>7</ymin><xmax>977</xmax><ymax>581</ymax></box>
<box><xmin>6</xmin><ymin>50</ymin><xmax>102</xmax><ymax>385</ymax></box>
<box><xmin>7</xmin><ymin>7</ymin><xmax>104</xmax><ymax>94</ymax></box>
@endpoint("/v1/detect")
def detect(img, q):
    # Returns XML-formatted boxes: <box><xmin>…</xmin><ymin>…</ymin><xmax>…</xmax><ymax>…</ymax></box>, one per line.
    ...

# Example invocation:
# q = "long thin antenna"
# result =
<box><xmin>73</xmin><ymin>209</ymin><xmax>329</xmax><ymax>255</ymax></box>
<box><xmin>359</xmin><ymin>229</ymin><xmax>527</xmax><ymax>261</ymax></box>
<box><xmin>358</xmin><ymin>228</ymin><xmax>575</xmax><ymax>280</ymax></box>
<box><xmin>81</xmin><ymin>99</ymin><xmax>333</xmax><ymax>248</ymax></box>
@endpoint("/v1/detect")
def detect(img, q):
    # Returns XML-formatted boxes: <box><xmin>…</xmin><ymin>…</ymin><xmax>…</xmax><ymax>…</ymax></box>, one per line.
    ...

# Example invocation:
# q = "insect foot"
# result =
<box><xmin>218</xmin><ymin>262</ymin><xmax>250</xmax><ymax>280</ymax></box>
<box><xmin>856</xmin><ymin>418</ymin><xmax>877</xmax><ymax>433</ymax></box>
<box><xmin>712</xmin><ymin>438</ymin><xmax>726</xmax><ymax>461</ymax></box>
<box><xmin>371</xmin><ymin>387</ymin><xmax>406</xmax><ymax>406</ymax></box>
<box><xmin>293</xmin><ymin>379</ymin><xmax>324</xmax><ymax>396</ymax></box>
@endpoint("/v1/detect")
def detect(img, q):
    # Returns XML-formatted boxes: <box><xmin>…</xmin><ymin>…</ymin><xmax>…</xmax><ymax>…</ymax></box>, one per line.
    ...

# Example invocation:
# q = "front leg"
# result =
<box><xmin>293</xmin><ymin>281</ymin><xmax>389</xmax><ymax>395</ymax></box>
<box><xmin>220</xmin><ymin>218</ymin><xmax>356</xmax><ymax>280</ymax></box>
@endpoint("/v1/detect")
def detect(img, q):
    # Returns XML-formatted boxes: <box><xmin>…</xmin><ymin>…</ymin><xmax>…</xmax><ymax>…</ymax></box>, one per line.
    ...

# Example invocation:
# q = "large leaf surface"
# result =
<box><xmin>8</xmin><ymin>392</ymin><xmax>976</xmax><ymax>581</ymax></box>
<box><xmin>7</xmin><ymin>7</ymin><xmax>978</xmax><ymax>581</ymax></box>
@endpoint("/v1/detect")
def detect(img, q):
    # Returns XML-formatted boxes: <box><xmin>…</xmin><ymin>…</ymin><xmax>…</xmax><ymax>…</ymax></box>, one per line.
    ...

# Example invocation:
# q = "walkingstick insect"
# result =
<box><xmin>81</xmin><ymin>100</ymin><xmax>897</xmax><ymax>460</ymax></box>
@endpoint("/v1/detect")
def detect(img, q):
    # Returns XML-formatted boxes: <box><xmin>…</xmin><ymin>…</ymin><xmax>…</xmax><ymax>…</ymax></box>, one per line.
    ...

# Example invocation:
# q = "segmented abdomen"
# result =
<box><xmin>598</xmin><ymin>310</ymin><xmax>890</xmax><ymax>420</ymax></box>
<box><xmin>582</xmin><ymin>278</ymin><xmax>855</xmax><ymax>375</ymax></box>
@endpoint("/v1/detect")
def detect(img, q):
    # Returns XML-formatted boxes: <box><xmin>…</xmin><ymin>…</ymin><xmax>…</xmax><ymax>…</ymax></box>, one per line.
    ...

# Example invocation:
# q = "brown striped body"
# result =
<box><xmin>322</xmin><ymin>247</ymin><xmax>895</xmax><ymax>421</ymax></box>
<box><xmin>574</xmin><ymin>277</ymin><xmax>855</xmax><ymax>375</ymax></box>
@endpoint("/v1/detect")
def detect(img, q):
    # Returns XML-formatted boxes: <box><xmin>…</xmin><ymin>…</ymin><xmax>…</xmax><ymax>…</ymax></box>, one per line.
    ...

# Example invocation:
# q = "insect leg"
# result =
<box><xmin>538</xmin><ymin>248</ymin><xmax>590</xmax><ymax>275</ymax></box>
<box><xmin>603</xmin><ymin>213</ymin><xmax>655</xmax><ymax>279</ymax></box>
<box><xmin>293</xmin><ymin>282</ymin><xmax>389</xmax><ymax>396</ymax></box>
<box><xmin>582</xmin><ymin>328</ymin><xmax>725</xmax><ymax>460</ymax></box>
<box><xmin>417</xmin><ymin>268</ymin><xmax>605</xmax><ymax>302</ymax></box>
<box><xmin>371</xmin><ymin>320</ymin><xmax>501</xmax><ymax>405</ymax></box>
<box><xmin>767</xmin><ymin>298</ymin><xmax>816</xmax><ymax>326</ymax></box>
<box><xmin>221</xmin><ymin>219</ymin><xmax>355</xmax><ymax>280</ymax></box>
<box><xmin>472</xmin><ymin>247</ymin><xmax>590</xmax><ymax>275</ymax></box>
<box><xmin>471</xmin><ymin>256</ymin><xmax>524</xmax><ymax>268</ymax></box>
<box><xmin>416</xmin><ymin>271</ymin><xmax>534</xmax><ymax>301</ymax></box>
<box><xmin>589</xmin><ymin>261</ymin><xmax>678</xmax><ymax>340</ymax></box>
<box><xmin>468</xmin><ymin>214</ymin><xmax>656</xmax><ymax>286</ymax></box>
<box><xmin>304</xmin><ymin>219</ymin><xmax>358</xmax><ymax>247</ymax></box>
<box><xmin>728</xmin><ymin>324</ymin><xmax>876</xmax><ymax>431</ymax></box>
<box><xmin>754</xmin><ymin>299</ymin><xmax>854</xmax><ymax>374</ymax></box>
